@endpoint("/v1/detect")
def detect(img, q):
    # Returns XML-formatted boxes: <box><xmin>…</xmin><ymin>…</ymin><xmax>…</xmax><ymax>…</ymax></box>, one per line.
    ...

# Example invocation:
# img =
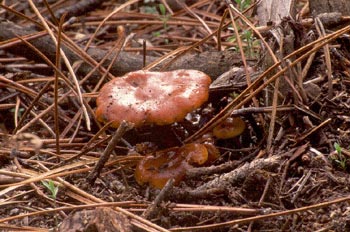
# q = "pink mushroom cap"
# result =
<box><xmin>96</xmin><ymin>70</ymin><xmax>211</xmax><ymax>128</ymax></box>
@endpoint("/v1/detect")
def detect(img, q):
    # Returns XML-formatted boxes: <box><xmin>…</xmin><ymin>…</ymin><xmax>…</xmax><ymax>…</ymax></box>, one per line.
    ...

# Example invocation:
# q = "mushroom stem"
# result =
<box><xmin>87</xmin><ymin>120</ymin><xmax>134</xmax><ymax>185</ymax></box>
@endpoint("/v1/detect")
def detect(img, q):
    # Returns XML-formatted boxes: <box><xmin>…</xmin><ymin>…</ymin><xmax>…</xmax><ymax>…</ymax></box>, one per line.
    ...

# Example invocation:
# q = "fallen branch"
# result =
<box><xmin>195</xmin><ymin>155</ymin><xmax>281</xmax><ymax>191</ymax></box>
<box><xmin>0</xmin><ymin>17</ymin><xmax>243</xmax><ymax>79</ymax></box>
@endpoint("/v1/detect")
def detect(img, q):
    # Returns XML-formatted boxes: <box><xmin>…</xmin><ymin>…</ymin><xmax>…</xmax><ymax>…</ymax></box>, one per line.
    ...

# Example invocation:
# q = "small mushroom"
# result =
<box><xmin>203</xmin><ymin>143</ymin><xmax>220</xmax><ymax>164</ymax></box>
<box><xmin>96</xmin><ymin>70</ymin><xmax>211</xmax><ymax>128</ymax></box>
<box><xmin>213</xmin><ymin>117</ymin><xmax>246</xmax><ymax>139</ymax></box>
<box><xmin>135</xmin><ymin>143</ymin><xmax>218</xmax><ymax>189</ymax></box>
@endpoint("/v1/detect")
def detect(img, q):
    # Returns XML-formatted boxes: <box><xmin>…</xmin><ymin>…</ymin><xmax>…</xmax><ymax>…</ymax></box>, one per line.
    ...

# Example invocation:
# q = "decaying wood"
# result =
<box><xmin>256</xmin><ymin>0</ymin><xmax>296</xmax><ymax>26</ymax></box>
<box><xmin>309</xmin><ymin>0</ymin><xmax>350</xmax><ymax>16</ymax></box>
<box><xmin>53</xmin><ymin>0</ymin><xmax>105</xmax><ymax>20</ymax></box>
<box><xmin>195</xmin><ymin>155</ymin><xmax>281</xmax><ymax>191</ymax></box>
<box><xmin>0</xmin><ymin>18</ymin><xmax>243</xmax><ymax>79</ymax></box>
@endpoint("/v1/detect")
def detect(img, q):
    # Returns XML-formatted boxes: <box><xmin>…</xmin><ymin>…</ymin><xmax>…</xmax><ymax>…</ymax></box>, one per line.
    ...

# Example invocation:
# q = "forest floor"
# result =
<box><xmin>1</xmin><ymin>0</ymin><xmax>350</xmax><ymax>231</ymax></box>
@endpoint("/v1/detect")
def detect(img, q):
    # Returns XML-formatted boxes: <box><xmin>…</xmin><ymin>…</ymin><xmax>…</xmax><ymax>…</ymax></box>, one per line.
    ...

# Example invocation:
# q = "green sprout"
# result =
<box><xmin>42</xmin><ymin>179</ymin><xmax>60</xmax><ymax>227</ymax></box>
<box><xmin>143</xmin><ymin>6</ymin><xmax>158</xmax><ymax>14</ymax></box>
<box><xmin>334</xmin><ymin>142</ymin><xmax>342</xmax><ymax>155</ymax></box>
<box><xmin>148</xmin><ymin>4</ymin><xmax>170</xmax><ymax>43</ymax></box>
<box><xmin>159</xmin><ymin>3</ymin><xmax>166</xmax><ymax>16</ymax></box>
<box><xmin>153</xmin><ymin>31</ymin><xmax>161</xmax><ymax>37</ymax></box>
<box><xmin>143</xmin><ymin>0</ymin><xmax>156</xmax><ymax>3</ymax></box>
<box><xmin>229</xmin><ymin>91</ymin><xmax>240</xmax><ymax>99</ymax></box>
<box><xmin>10</xmin><ymin>107</ymin><xmax>25</xmax><ymax>118</ymax></box>
<box><xmin>227</xmin><ymin>28</ymin><xmax>258</xmax><ymax>58</ymax></box>
<box><xmin>242</xmin><ymin>30</ymin><xmax>258</xmax><ymax>58</ymax></box>
<box><xmin>158</xmin><ymin>4</ymin><xmax>170</xmax><ymax>30</ymax></box>
<box><xmin>42</xmin><ymin>179</ymin><xmax>59</xmax><ymax>200</ymax></box>
<box><xmin>333</xmin><ymin>142</ymin><xmax>347</xmax><ymax>170</ymax></box>
<box><xmin>234</xmin><ymin>0</ymin><xmax>251</xmax><ymax>11</ymax></box>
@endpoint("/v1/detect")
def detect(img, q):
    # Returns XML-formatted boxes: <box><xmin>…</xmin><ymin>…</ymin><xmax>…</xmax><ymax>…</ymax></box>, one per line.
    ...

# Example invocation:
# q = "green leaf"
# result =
<box><xmin>159</xmin><ymin>4</ymin><xmax>166</xmax><ymax>16</ymax></box>
<box><xmin>334</xmin><ymin>142</ymin><xmax>342</xmax><ymax>155</ymax></box>
<box><xmin>41</xmin><ymin>180</ymin><xmax>50</xmax><ymax>189</ymax></box>
<box><xmin>153</xmin><ymin>31</ymin><xmax>161</xmax><ymax>37</ymax></box>
<box><xmin>52</xmin><ymin>186</ymin><xmax>59</xmax><ymax>199</ymax></box>
<box><xmin>41</xmin><ymin>179</ymin><xmax>59</xmax><ymax>199</ymax></box>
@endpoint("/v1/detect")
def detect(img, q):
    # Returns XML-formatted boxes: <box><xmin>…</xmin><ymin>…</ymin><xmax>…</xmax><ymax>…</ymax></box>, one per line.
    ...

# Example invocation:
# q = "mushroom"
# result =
<box><xmin>212</xmin><ymin>117</ymin><xmax>246</xmax><ymax>139</ymax></box>
<box><xmin>96</xmin><ymin>69</ymin><xmax>212</xmax><ymax>128</ymax></box>
<box><xmin>134</xmin><ymin>143</ymin><xmax>218</xmax><ymax>189</ymax></box>
<box><xmin>95</xmin><ymin>69</ymin><xmax>213</xmax><ymax>187</ymax></box>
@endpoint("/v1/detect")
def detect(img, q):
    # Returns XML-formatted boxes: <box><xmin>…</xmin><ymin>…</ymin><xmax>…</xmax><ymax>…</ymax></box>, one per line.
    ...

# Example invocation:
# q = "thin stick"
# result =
<box><xmin>54</xmin><ymin>13</ymin><xmax>66</xmax><ymax>157</ymax></box>
<box><xmin>217</xmin><ymin>9</ymin><xmax>228</xmax><ymax>51</ymax></box>
<box><xmin>142</xmin><ymin>179</ymin><xmax>174</xmax><ymax>219</ymax></box>
<box><xmin>143</xmin><ymin>39</ymin><xmax>146</xmax><ymax>68</ymax></box>
<box><xmin>87</xmin><ymin>121</ymin><xmax>133</xmax><ymax>185</ymax></box>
